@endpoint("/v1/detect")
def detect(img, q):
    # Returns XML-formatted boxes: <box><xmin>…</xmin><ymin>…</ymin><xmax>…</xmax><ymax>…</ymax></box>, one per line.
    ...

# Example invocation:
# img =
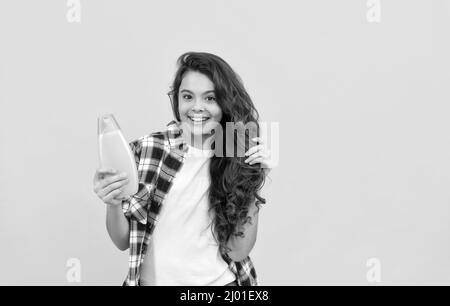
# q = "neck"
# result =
<box><xmin>182</xmin><ymin>132</ymin><xmax>214</xmax><ymax>150</ymax></box>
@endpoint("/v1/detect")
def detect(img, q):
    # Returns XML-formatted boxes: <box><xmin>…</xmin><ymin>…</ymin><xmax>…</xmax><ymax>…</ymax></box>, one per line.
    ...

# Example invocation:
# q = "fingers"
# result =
<box><xmin>102</xmin><ymin>172</ymin><xmax>128</xmax><ymax>187</ymax></box>
<box><xmin>93</xmin><ymin>168</ymin><xmax>117</xmax><ymax>183</ymax></box>
<box><xmin>93</xmin><ymin>171</ymin><xmax>128</xmax><ymax>197</ymax></box>
<box><xmin>98</xmin><ymin>168</ymin><xmax>118</xmax><ymax>174</ymax></box>
<box><xmin>244</xmin><ymin>144</ymin><xmax>264</xmax><ymax>157</ymax></box>
<box><xmin>102</xmin><ymin>188</ymin><xmax>124</xmax><ymax>205</ymax></box>
<box><xmin>97</xmin><ymin>168</ymin><xmax>118</xmax><ymax>177</ymax></box>
<box><xmin>97</xmin><ymin>176</ymin><xmax>129</xmax><ymax>199</ymax></box>
<box><xmin>93</xmin><ymin>168</ymin><xmax>131</xmax><ymax>206</ymax></box>
<box><xmin>251</xmin><ymin>137</ymin><xmax>264</xmax><ymax>145</ymax></box>
<box><xmin>247</xmin><ymin>157</ymin><xmax>265</xmax><ymax>165</ymax></box>
<box><xmin>247</xmin><ymin>156</ymin><xmax>273</xmax><ymax>168</ymax></box>
<box><xmin>244</xmin><ymin>137</ymin><xmax>271</xmax><ymax>166</ymax></box>
<box><xmin>95</xmin><ymin>171</ymin><xmax>126</xmax><ymax>187</ymax></box>
<box><xmin>244</xmin><ymin>151</ymin><xmax>270</xmax><ymax>164</ymax></box>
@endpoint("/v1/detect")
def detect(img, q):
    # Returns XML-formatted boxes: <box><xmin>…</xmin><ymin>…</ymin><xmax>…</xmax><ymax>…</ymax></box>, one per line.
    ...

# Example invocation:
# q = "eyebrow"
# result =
<box><xmin>180</xmin><ymin>89</ymin><xmax>215</xmax><ymax>95</ymax></box>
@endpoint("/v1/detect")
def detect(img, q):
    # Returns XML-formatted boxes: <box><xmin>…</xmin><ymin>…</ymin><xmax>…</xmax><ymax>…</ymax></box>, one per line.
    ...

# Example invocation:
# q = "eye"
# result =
<box><xmin>182</xmin><ymin>94</ymin><xmax>192</xmax><ymax>100</ymax></box>
<box><xmin>206</xmin><ymin>96</ymin><xmax>216</xmax><ymax>102</ymax></box>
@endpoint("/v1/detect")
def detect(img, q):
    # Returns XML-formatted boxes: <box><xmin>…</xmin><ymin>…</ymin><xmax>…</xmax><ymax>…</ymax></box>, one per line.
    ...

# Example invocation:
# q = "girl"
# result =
<box><xmin>93</xmin><ymin>52</ymin><xmax>272</xmax><ymax>286</ymax></box>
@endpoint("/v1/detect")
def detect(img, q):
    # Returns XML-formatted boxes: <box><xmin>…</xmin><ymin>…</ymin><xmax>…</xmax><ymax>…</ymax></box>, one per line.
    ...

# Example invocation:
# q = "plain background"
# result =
<box><xmin>1</xmin><ymin>0</ymin><xmax>450</xmax><ymax>285</ymax></box>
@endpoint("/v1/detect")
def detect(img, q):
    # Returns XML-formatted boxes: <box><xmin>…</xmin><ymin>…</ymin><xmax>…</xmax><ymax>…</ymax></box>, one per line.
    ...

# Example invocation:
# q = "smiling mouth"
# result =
<box><xmin>188</xmin><ymin>116</ymin><xmax>211</xmax><ymax>123</ymax></box>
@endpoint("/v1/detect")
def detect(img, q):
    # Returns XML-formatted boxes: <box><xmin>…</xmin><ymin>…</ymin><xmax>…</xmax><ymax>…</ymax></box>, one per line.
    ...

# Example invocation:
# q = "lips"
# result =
<box><xmin>188</xmin><ymin>115</ymin><xmax>210</xmax><ymax>123</ymax></box>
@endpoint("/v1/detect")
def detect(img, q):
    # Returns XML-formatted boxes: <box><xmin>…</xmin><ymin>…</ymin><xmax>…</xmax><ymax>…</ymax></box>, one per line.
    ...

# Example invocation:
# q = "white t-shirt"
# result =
<box><xmin>139</xmin><ymin>144</ymin><xmax>236</xmax><ymax>286</ymax></box>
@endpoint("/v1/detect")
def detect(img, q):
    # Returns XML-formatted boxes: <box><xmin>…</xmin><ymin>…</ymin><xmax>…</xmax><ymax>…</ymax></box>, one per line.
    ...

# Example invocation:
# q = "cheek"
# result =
<box><xmin>178</xmin><ymin>103</ymin><xmax>189</xmax><ymax>116</ymax></box>
<box><xmin>212</xmin><ymin>105</ymin><xmax>223</xmax><ymax>121</ymax></box>
<box><xmin>217</xmin><ymin>111</ymin><xmax>223</xmax><ymax>122</ymax></box>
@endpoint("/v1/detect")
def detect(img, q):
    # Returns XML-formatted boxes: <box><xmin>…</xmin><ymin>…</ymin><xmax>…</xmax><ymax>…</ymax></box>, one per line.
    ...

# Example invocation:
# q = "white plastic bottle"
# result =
<box><xmin>98</xmin><ymin>114</ymin><xmax>138</xmax><ymax>198</ymax></box>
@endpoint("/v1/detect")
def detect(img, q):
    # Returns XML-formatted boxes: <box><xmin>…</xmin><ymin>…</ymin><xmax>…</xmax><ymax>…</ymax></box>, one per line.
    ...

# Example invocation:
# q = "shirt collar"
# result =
<box><xmin>166</xmin><ymin>120</ymin><xmax>187</xmax><ymax>149</ymax></box>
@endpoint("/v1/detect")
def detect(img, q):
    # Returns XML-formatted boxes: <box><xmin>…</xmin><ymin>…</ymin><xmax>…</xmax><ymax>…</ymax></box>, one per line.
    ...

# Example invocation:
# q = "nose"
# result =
<box><xmin>191</xmin><ymin>97</ymin><xmax>205</xmax><ymax>112</ymax></box>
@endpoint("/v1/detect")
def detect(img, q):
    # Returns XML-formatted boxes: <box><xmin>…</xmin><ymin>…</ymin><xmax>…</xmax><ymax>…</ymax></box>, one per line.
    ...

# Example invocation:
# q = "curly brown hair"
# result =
<box><xmin>168</xmin><ymin>51</ymin><xmax>267</xmax><ymax>256</ymax></box>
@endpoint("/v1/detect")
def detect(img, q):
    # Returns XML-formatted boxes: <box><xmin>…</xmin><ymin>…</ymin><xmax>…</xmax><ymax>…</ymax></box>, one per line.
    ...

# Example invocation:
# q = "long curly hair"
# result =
<box><xmin>168</xmin><ymin>51</ymin><xmax>267</xmax><ymax>256</ymax></box>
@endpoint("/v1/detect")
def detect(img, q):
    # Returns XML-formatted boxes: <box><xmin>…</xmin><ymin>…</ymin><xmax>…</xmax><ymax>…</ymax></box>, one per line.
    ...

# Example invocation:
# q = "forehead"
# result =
<box><xmin>180</xmin><ymin>71</ymin><xmax>215</xmax><ymax>92</ymax></box>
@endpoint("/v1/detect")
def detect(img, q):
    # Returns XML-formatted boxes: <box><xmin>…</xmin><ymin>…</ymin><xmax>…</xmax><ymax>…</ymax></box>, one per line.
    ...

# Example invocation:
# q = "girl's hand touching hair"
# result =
<box><xmin>244</xmin><ymin>137</ymin><xmax>275</xmax><ymax>173</ymax></box>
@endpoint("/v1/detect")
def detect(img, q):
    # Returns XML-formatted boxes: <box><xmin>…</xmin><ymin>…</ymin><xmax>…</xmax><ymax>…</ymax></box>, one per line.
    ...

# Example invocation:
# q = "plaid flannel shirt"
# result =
<box><xmin>120</xmin><ymin>120</ymin><xmax>259</xmax><ymax>286</ymax></box>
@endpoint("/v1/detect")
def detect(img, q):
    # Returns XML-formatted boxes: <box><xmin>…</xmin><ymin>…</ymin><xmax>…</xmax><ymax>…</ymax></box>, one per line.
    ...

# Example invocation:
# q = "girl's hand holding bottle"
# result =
<box><xmin>93</xmin><ymin>168</ymin><xmax>129</xmax><ymax>206</ymax></box>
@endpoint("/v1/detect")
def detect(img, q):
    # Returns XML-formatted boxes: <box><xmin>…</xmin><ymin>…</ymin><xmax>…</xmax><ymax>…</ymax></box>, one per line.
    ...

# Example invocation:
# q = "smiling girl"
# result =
<box><xmin>93</xmin><ymin>52</ymin><xmax>272</xmax><ymax>286</ymax></box>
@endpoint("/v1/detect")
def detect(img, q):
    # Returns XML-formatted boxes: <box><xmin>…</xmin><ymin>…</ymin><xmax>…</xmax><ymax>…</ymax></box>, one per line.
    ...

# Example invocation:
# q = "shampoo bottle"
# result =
<box><xmin>98</xmin><ymin>114</ymin><xmax>138</xmax><ymax>198</ymax></box>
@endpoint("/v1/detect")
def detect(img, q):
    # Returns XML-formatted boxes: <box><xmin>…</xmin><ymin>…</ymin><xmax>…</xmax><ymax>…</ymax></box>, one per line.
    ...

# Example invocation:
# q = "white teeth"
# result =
<box><xmin>189</xmin><ymin>116</ymin><xmax>210</xmax><ymax>122</ymax></box>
